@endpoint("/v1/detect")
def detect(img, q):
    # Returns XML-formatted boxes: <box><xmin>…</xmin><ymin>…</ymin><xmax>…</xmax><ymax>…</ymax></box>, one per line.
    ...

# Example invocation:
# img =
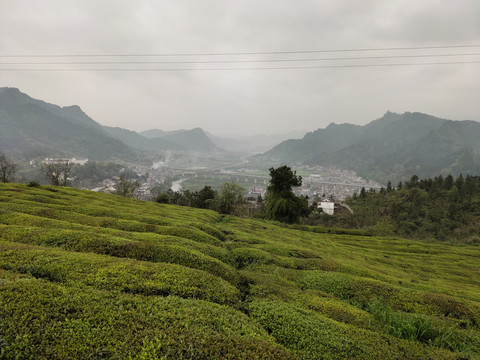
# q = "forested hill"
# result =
<box><xmin>311</xmin><ymin>174</ymin><xmax>480</xmax><ymax>242</ymax></box>
<box><xmin>0</xmin><ymin>183</ymin><xmax>479</xmax><ymax>359</ymax></box>
<box><xmin>0</xmin><ymin>88</ymin><xmax>222</xmax><ymax>159</ymax></box>
<box><xmin>263</xmin><ymin>112</ymin><xmax>480</xmax><ymax>184</ymax></box>
<box><xmin>0</xmin><ymin>87</ymin><xmax>134</xmax><ymax>161</ymax></box>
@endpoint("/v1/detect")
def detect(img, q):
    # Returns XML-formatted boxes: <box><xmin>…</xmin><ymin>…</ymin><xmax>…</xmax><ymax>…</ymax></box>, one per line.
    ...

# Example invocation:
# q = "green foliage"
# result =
<box><xmin>0</xmin><ymin>226</ymin><xmax>237</xmax><ymax>284</ymax></box>
<box><xmin>156</xmin><ymin>184</ymin><xmax>245</xmax><ymax>215</ymax></box>
<box><xmin>310</xmin><ymin>174</ymin><xmax>480</xmax><ymax>241</ymax></box>
<box><xmin>216</xmin><ymin>182</ymin><xmax>246</xmax><ymax>215</ymax></box>
<box><xmin>266</xmin><ymin>166</ymin><xmax>302</xmax><ymax>196</ymax></box>
<box><xmin>0</xmin><ymin>183</ymin><xmax>479</xmax><ymax>359</ymax></box>
<box><xmin>0</xmin><ymin>241</ymin><xmax>239</xmax><ymax>304</ymax></box>
<box><xmin>265</xmin><ymin>166</ymin><xmax>310</xmax><ymax>224</ymax></box>
<box><xmin>248</xmin><ymin>300</ymin><xmax>459</xmax><ymax>360</ymax></box>
<box><xmin>366</xmin><ymin>300</ymin><xmax>473</xmax><ymax>352</ymax></box>
<box><xmin>0</xmin><ymin>274</ymin><xmax>292</xmax><ymax>359</ymax></box>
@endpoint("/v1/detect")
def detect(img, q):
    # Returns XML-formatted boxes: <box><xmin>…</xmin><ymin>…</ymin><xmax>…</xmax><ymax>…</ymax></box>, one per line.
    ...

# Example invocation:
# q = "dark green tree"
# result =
<box><xmin>155</xmin><ymin>193</ymin><xmax>170</xmax><ymax>204</ymax></box>
<box><xmin>265</xmin><ymin>166</ymin><xmax>310</xmax><ymax>223</ymax></box>
<box><xmin>455</xmin><ymin>174</ymin><xmax>465</xmax><ymax>192</ymax></box>
<box><xmin>359</xmin><ymin>187</ymin><xmax>367</xmax><ymax>199</ymax></box>
<box><xmin>197</xmin><ymin>186</ymin><xmax>217</xmax><ymax>209</ymax></box>
<box><xmin>444</xmin><ymin>174</ymin><xmax>454</xmax><ymax>190</ymax></box>
<box><xmin>386</xmin><ymin>181</ymin><xmax>393</xmax><ymax>193</ymax></box>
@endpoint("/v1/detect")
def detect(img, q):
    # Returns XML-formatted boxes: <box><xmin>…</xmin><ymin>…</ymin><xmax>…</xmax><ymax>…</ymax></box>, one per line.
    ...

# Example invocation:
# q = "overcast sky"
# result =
<box><xmin>1</xmin><ymin>0</ymin><xmax>479</xmax><ymax>137</ymax></box>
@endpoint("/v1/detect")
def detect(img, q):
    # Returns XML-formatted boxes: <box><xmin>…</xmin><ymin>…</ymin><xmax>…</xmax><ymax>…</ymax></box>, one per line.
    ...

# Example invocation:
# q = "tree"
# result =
<box><xmin>265</xmin><ymin>165</ymin><xmax>310</xmax><ymax>223</ymax></box>
<box><xmin>197</xmin><ymin>186</ymin><xmax>217</xmax><ymax>209</ymax></box>
<box><xmin>267</xmin><ymin>166</ymin><xmax>302</xmax><ymax>196</ymax></box>
<box><xmin>155</xmin><ymin>193</ymin><xmax>170</xmax><ymax>204</ymax></box>
<box><xmin>216</xmin><ymin>183</ymin><xmax>246</xmax><ymax>215</ymax></box>
<box><xmin>42</xmin><ymin>160</ymin><xmax>73</xmax><ymax>186</ymax></box>
<box><xmin>112</xmin><ymin>173</ymin><xmax>140</xmax><ymax>197</ymax></box>
<box><xmin>0</xmin><ymin>154</ymin><xmax>17</xmax><ymax>183</ymax></box>
<box><xmin>359</xmin><ymin>187</ymin><xmax>367</xmax><ymax>199</ymax></box>
<box><xmin>386</xmin><ymin>181</ymin><xmax>393</xmax><ymax>193</ymax></box>
<box><xmin>444</xmin><ymin>174</ymin><xmax>454</xmax><ymax>190</ymax></box>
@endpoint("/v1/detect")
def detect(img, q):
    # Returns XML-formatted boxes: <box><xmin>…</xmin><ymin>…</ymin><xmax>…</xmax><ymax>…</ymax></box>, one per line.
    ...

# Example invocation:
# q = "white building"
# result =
<box><xmin>318</xmin><ymin>200</ymin><xmax>335</xmax><ymax>215</ymax></box>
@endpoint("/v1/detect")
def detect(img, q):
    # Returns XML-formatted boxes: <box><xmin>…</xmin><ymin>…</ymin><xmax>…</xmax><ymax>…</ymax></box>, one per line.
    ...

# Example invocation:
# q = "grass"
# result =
<box><xmin>0</xmin><ymin>183</ymin><xmax>479</xmax><ymax>359</ymax></box>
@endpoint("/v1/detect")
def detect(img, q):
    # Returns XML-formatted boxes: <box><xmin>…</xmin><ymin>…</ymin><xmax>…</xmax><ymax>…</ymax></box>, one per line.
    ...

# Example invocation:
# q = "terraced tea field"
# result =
<box><xmin>0</xmin><ymin>183</ymin><xmax>479</xmax><ymax>359</ymax></box>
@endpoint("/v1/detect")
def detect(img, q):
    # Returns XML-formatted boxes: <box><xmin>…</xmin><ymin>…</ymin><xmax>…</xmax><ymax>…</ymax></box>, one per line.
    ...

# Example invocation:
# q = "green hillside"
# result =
<box><xmin>264</xmin><ymin>112</ymin><xmax>480</xmax><ymax>184</ymax></box>
<box><xmin>0</xmin><ymin>88</ymin><xmax>135</xmax><ymax>161</ymax></box>
<box><xmin>0</xmin><ymin>183</ymin><xmax>479</xmax><ymax>359</ymax></box>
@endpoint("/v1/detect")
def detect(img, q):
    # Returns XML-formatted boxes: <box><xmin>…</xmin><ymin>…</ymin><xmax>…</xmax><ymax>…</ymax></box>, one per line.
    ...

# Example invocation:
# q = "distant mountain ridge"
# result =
<box><xmin>0</xmin><ymin>88</ymin><xmax>222</xmax><ymax>160</ymax></box>
<box><xmin>140</xmin><ymin>128</ymin><xmax>220</xmax><ymax>152</ymax></box>
<box><xmin>206</xmin><ymin>131</ymin><xmax>306</xmax><ymax>153</ymax></box>
<box><xmin>264</xmin><ymin>111</ymin><xmax>480</xmax><ymax>183</ymax></box>
<box><xmin>0</xmin><ymin>87</ymin><xmax>134</xmax><ymax>160</ymax></box>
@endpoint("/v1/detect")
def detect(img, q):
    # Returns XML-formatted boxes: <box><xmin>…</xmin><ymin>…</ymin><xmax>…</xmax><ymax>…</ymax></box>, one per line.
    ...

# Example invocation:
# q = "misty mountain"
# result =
<box><xmin>0</xmin><ymin>88</ymin><xmax>222</xmax><ymax>161</ymax></box>
<box><xmin>0</xmin><ymin>87</ymin><xmax>134</xmax><ymax>161</ymax></box>
<box><xmin>206</xmin><ymin>131</ymin><xmax>306</xmax><ymax>153</ymax></box>
<box><xmin>140</xmin><ymin>128</ymin><xmax>220</xmax><ymax>152</ymax></box>
<box><xmin>264</xmin><ymin>123</ymin><xmax>364</xmax><ymax>162</ymax></box>
<box><xmin>104</xmin><ymin>126</ymin><xmax>184</xmax><ymax>152</ymax></box>
<box><xmin>264</xmin><ymin>111</ymin><xmax>480</xmax><ymax>184</ymax></box>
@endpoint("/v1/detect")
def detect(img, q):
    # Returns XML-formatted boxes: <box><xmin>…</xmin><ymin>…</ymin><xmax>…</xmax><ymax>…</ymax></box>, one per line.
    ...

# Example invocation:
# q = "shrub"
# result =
<box><xmin>0</xmin><ymin>241</ymin><xmax>239</xmax><ymax>305</ymax></box>
<box><xmin>0</xmin><ymin>274</ymin><xmax>294</xmax><ymax>359</ymax></box>
<box><xmin>248</xmin><ymin>300</ymin><xmax>458</xmax><ymax>359</ymax></box>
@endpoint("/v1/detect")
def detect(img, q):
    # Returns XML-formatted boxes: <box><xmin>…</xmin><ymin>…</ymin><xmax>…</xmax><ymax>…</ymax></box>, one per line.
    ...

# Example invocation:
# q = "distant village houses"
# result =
<box><xmin>30</xmin><ymin>157</ymin><xmax>89</xmax><ymax>166</ymax></box>
<box><xmin>318</xmin><ymin>199</ymin><xmax>335</xmax><ymax>215</ymax></box>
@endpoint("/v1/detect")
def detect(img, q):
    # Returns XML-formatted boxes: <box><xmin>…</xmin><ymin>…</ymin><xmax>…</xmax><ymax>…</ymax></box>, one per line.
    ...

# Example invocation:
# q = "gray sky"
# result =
<box><xmin>1</xmin><ymin>0</ymin><xmax>479</xmax><ymax>137</ymax></box>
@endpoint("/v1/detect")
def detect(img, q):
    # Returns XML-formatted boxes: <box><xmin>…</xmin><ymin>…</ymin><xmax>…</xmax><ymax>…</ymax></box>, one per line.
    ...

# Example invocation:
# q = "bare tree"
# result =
<box><xmin>0</xmin><ymin>154</ymin><xmax>17</xmax><ymax>183</ymax></box>
<box><xmin>111</xmin><ymin>172</ymin><xmax>140</xmax><ymax>198</ymax></box>
<box><xmin>42</xmin><ymin>159</ymin><xmax>74</xmax><ymax>186</ymax></box>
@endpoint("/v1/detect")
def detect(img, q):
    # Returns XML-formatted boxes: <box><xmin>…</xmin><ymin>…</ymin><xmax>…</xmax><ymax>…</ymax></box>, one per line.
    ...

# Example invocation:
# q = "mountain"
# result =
<box><xmin>0</xmin><ymin>87</ymin><xmax>134</xmax><ymax>161</ymax></box>
<box><xmin>264</xmin><ymin>123</ymin><xmax>363</xmax><ymax>162</ymax></box>
<box><xmin>206</xmin><ymin>131</ymin><xmax>307</xmax><ymax>153</ymax></box>
<box><xmin>104</xmin><ymin>126</ymin><xmax>184</xmax><ymax>152</ymax></box>
<box><xmin>264</xmin><ymin>112</ymin><xmax>480</xmax><ymax>184</ymax></box>
<box><xmin>0</xmin><ymin>88</ymin><xmax>221</xmax><ymax>161</ymax></box>
<box><xmin>140</xmin><ymin>127</ymin><xmax>220</xmax><ymax>152</ymax></box>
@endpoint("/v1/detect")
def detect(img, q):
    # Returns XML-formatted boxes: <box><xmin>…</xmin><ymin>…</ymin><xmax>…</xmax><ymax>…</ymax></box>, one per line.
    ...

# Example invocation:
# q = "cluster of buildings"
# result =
<box><xmin>295</xmin><ymin>166</ymin><xmax>382</xmax><ymax>201</ymax></box>
<box><xmin>31</xmin><ymin>155</ymin><xmax>381</xmax><ymax>216</ymax></box>
<box><xmin>30</xmin><ymin>157</ymin><xmax>89</xmax><ymax>166</ymax></box>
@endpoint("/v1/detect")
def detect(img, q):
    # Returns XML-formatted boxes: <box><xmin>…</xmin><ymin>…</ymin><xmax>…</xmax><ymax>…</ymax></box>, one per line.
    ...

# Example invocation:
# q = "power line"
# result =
<box><xmin>1</xmin><ymin>61</ymin><xmax>479</xmax><ymax>71</ymax></box>
<box><xmin>1</xmin><ymin>44</ymin><xmax>480</xmax><ymax>58</ymax></box>
<box><xmin>2</xmin><ymin>53</ymin><xmax>479</xmax><ymax>65</ymax></box>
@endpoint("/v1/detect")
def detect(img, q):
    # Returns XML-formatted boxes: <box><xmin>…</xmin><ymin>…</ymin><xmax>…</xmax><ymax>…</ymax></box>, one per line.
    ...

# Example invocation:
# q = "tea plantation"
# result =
<box><xmin>0</xmin><ymin>183</ymin><xmax>479</xmax><ymax>359</ymax></box>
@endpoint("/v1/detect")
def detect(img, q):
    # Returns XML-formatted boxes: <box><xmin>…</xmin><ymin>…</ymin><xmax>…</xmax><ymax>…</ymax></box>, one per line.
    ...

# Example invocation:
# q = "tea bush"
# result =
<box><xmin>1</xmin><ymin>183</ymin><xmax>479</xmax><ymax>359</ymax></box>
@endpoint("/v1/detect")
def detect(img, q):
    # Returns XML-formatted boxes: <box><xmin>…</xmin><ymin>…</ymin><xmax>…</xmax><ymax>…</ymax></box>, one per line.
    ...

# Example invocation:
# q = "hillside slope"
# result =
<box><xmin>0</xmin><ymin>183</ymin><xmax>479</xmax><ymax>359</ymax></box>
<box><xmin>104</xmin><ymin>126</ymin><xmax>184</xmax><ymax>152</ymax></box>
<box><xmin>0</xmin><ymin>88</ymin><xmax>135</xmax><ymax>160</ymax></box>
<box><xmin>140</xmin><ymin>127</ymin><xmax>221</xmax><ymax>152</ymax></box>
<box><xmin>264</xmin><ymin>112</ymin><xmax>480</xmax><ymax>184</ymax></box>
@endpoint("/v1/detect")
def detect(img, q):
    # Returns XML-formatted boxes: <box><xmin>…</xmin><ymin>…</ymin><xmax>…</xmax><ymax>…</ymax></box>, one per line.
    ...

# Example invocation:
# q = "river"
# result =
<box><xmin>170</xmin><ymin>178</ymin><xmax>186</xmax><ymax>192</ymax></box>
